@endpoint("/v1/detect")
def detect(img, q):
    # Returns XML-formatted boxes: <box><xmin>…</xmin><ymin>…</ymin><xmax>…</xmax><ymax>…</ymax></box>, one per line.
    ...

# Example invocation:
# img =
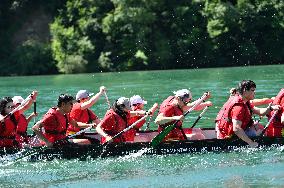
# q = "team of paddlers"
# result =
<box><xmin>0</xmin><ymin>80</ymin><xmax>284</xmax><ymax>149</ymax></box>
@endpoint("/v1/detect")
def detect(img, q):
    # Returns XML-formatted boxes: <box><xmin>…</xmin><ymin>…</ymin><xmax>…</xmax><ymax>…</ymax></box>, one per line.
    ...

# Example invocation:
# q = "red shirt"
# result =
<box><xmin>68</xmin><ymin>102</ymin><xmax>98</xmax><ymax>133</ymax></box>
<box><xmin>70</xmin><ymin>102</ymin><xmax>98</xmax><ymax>123</ymax></box>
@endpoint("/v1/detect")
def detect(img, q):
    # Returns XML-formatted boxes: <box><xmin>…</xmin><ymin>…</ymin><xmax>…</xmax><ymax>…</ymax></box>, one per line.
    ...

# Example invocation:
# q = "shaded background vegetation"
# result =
<box><xmin>0</xmin><ymin>0</ymin><xmax>283</xmax><ymax>76</ymax></box>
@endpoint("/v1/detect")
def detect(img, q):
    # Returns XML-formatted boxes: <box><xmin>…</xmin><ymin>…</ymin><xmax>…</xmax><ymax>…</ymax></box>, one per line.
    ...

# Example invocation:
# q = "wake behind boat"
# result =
<box><xmin>1</xmin><ymin>128</ymin><xmax>284</xmax><ymax>162</ymax></box>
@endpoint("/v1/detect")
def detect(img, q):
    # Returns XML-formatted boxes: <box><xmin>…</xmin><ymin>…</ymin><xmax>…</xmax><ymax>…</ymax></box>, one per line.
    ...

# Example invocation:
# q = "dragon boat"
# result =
<box><xmin>1</xmin><ymin>128</ymin><xmax>284</xmax><ymax>162</ymax></box>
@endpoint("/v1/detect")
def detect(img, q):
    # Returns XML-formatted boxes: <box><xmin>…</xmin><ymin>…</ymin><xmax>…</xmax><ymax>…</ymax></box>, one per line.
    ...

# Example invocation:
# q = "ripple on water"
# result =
<box><xmin>0</xmin><ymin>146</ymin><xmax>284</xmax><ymax>187</ymax></box>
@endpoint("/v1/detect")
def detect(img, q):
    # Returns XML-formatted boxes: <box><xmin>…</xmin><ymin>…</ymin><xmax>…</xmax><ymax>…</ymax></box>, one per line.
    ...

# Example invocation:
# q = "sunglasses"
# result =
<box><xmin>180</xmin><ymin>95</ymin><xmax>192</xmax><ymax>105</ymax></box>
<box><xmin>6</xmin><ymin>105</ymin><xmax>16</xmax><ymax>109</ymax></box>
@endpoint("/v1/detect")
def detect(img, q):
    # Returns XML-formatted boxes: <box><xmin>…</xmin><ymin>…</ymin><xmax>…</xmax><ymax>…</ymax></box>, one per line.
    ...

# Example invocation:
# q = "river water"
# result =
<box><xmin>0</xmin><ymin>65</ymin><xmax>284</xmax><ymax>187</ymax></box>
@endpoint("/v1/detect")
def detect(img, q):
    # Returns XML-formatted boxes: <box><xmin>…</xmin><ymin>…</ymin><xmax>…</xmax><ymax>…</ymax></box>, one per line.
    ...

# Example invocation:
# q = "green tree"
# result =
<box><xmin>50</xmin><ymin>0</ymin><xmax>112</xmax><ymax>73</ymax></box>
<box><xmin>10</xmin><ymin>40</ymin><xmax>57</xmax><ymax>75</ymax></box>
<box><xmin>203</xmin><ymin>0</ymin><xmax>284</xmax><ymax>66</ymax></box>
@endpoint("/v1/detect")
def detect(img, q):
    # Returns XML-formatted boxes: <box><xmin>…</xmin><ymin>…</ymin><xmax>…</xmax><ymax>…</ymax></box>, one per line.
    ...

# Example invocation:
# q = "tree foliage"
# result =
<box><xmin>0</xmin><ymin>0</ymin><xmax>283</xmax><ymax>75</ymax></box>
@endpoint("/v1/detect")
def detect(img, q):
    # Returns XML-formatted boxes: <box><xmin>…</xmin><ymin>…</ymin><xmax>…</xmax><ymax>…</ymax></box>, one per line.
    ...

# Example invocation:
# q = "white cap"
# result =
<box><xmin>76</xmin><ymin>90</ymin><xmax>94</xmax><ymax>101</ymax></box>
<box><xmin>130</xmin><ymin>95</ymin><xmax>147</xmax><ymax>106</ymax></box>
<box><xmin>12</xmin><ymin>96</ymin><xmax>24</xmax><ymax>105</ymax></box>
<box><xmin>117</xmin><ymin>97</ymin><xmax>131</xmax><ymax>110</ymax></box>
<box><xmin>173</xmin><ymin>89</ymin><xmax>192</xmax><ymax>99</ymax></box>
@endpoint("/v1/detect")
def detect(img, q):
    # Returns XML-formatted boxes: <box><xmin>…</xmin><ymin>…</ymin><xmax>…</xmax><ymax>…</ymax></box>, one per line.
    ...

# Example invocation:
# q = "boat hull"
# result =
<box><xmin>1</xmin><ymin>129</ymin><xmax>284</xmax><ymax>161</ymax></box>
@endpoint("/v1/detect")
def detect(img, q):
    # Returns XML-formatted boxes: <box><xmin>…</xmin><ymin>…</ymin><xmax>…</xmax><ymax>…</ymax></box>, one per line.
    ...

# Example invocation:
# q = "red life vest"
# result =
<box><xmin>266</xmin><ymin>89</ymin><xmax>284</xmax><ymax>137</ymax></box>
<box><xmin>272</xmin><ymin>88</ymin><xmax>284</xmax><ymax>106</ymax></box>
<box><xmin>14</xmin><ymin>112</ymin><xmax>29</xmax><ymax>145</ymax></box>
<box><xmin>158</xmin><ymin>96</ymin><xmax>185</xmax><ymax>140</ymax></box>
<box><xmin>100</xmin><ymin>109</ymin><xmax>129</xmax><ymax>143</ymax></box>
<box><xmin>67</xmin><ymin>102</ymin><xmax>97</xmax><ymax>133</ymax></box>
<box><xmin>216</xmin><ymin>94</ymin><xmax>252</xmax><ymax>138</ymax></box>
<box><xmin>215</xmin><ymin>95</ymin><xmax>235</xmax><ymax>122</ymax></box>
<box><xmin>126</xmin><ymin>106</ymin><xmax>146</xmax><ymax>142</ymax></box>
<box><xmin>128</xmin><ymin>105</ymin><xmax>145</xmax><ymax>129</ymax></box>
<box><xmin>42</xmin><ymin>107</ymin><xmax>69</xmax><ymax>143</ymax></box>
<box><xmin>0</xmin><ymin>114</ymin><xmax>18</xmax><ymax>148</ymax></box>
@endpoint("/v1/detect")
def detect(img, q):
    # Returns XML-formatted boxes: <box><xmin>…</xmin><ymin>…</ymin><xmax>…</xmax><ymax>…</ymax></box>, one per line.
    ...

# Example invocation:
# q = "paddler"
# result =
<box><xmin>32</xmin><ymin>94</ymin><xmax>90</xmax><ymax>147</ymax></box>
<box><xmin>154</xmin><ymin>89</ymin><xmax>212</xmax><ymax>141</ymax></box>
<box><xmin>66</xmin><ymin>86</ymin><xmax>106</xmax><ymax>135</ymax></box>
<box><xmin>125</xmin><ymin>95</ymin><xmax>158</xmax><ymax>142</ymax></box>
<box><xmin>215</xmin><ymin>80</ymin><xmax>280</xmax><ymax>147</ymax></box>
<box><xmin>0</xmin><ymin>91</ymin><xmax>38</xmax><ymax>148</ymax></box>
<box><xmin>265</xmin><ymin>88</ymin><xmax>284</xmax><ymax>137</ymax></box>
<box><xmin>96</xmin><ymin>97</ymin><xmax>132</xmax><ymax>143</ymax></box>
<box><xmin>96</xmin><ymin>97</ymin><xmax>157</xmax><ymax>143</ymax></box>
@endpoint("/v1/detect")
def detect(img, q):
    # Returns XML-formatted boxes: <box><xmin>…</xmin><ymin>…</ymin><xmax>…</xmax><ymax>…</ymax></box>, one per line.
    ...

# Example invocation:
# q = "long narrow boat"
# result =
<box><xmin>1</xmin><ymin>128</ymin><xmax>284</xmax><ymax>161</ymax></box>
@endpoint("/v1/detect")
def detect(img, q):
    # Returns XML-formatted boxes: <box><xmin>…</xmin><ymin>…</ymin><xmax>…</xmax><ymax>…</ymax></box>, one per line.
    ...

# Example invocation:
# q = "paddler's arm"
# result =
<box><xmin>26</xmin><ymin>112</ymin><xmax>37</xmax><ymax>124</ymax></box>
<box><xmin>250</xmin><ymin>98</ymin><xmax>273</xmax><ymax>106</ymax></box>
<box><xmin>75</xmin><ymin>121</ymin><xmax>98</xmax><ymax>129</ymax></box>
<box><xmin>232</xmin><ymin>119</ymin><xmax>258</xmax><ymax>148</ymax></box>
<box><xmin>95</xmin><ymin>122</ymin><xmax>112</xmax><ymax>142</ymax></box>
<box><xmin>154</xmin><ymin>113</ymin><xmax>183</xmax><ymax>125</ymax></box>
<box><xmin>252</xmin><ymin>104</ymin><xmax>280</xmax><ymax>116</ymax></box>
<box><xmin>186</xmin><ymin>101</ymin><xmax>213</xmax><ymax>111</ymax></box>
<box><xmin>69</xmin><ymin>119</ymin><xmax>86</xmax><ymax>129</ymax></box>
<box><xmin>81</xmin><ymin>86</ymin><xmax>106</xmax><ymax>110</ymax></box>
<box><xmin>129</xmin><ymin>110</ymin><xmax>146</xmax><ymax>117</ymax></box>
<box><xmin>32</xmin><ymin>121</ymin><xmax>53</xmax><ymax>147</ymax></box>
<box><xmin>183</xmin><ymin>92</ymin><xmax>212</xmax><ymax>111</ymax></box>
<box><xmin>18</xmin><ymin>91</ymin><xmax>38</xmax><ymax>114</ymax></box>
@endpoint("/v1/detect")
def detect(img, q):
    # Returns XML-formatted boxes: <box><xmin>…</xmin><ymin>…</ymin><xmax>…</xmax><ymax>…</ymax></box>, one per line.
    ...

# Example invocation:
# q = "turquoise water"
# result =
<box><xmin>0</xmin><ymin>65</ymin><xmax>284</xmax><ymax>187</ymax></box>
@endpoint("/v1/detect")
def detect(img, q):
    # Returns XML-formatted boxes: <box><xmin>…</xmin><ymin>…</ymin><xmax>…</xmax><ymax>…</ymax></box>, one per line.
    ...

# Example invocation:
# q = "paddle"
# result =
<box><xmin>104</xmin><ymin>91</ymin><xmax>111</xmax><ymax>109</ymax></box>
<box><xmin>151</xmin><ymin>92</ymin><xmax>209</xmax><ymax>148</ymax></box>
<box><xmin>0</xmin><ymin>94</ymin><xmax>33</xmax><ymax>122</ymax></box>
<box><xmin>144</xmin><ymin>115</ymin><xmax>153</xmax><ymax>131</ymax></box>
<box><xmin>190</xmin><ymin>106</ymin><xmax>209</xmax><ymax>128</ymax></box>
<box><xmin>33</xmin><ymin>100</ymin><xmax>37</xmax><ymax>124</ymax></box>
<box><xmin>260</xmin><ymin>109</ymin><xmax>279</xmax><ymax>136</ymax></box>
<box><xmin>144</xmin><ymin>103</ymin><xmax>159</xmax><ymax>131</ymax></box>
<box><xmin>102</xmin><ymin>103</ymin><xmax>159</xmax><ymax>146</ymax></box>
<box><xmin>8</xmin><ymin>126</ymin><xmax>94</xmax><ymax>163</ymax></box>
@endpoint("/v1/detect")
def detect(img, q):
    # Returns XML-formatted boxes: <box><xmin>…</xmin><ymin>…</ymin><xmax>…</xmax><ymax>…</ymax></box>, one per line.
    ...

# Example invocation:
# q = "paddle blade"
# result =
<box><xmin>151</xmin><ymin>124</ymin><xmax>175</xmax><ymax>147</ymax></box>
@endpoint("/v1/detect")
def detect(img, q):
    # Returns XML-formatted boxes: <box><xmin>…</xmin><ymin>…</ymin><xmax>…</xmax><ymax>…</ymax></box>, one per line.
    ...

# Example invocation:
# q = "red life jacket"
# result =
<box><xmin>126</xmin><ymin>106</ymin><xmax>146</xmax><ymax>142</ymax></box>
<box><xmin>42</xmin><ymin>107</ymin><xmax>69</xmax><ymax>143</ymax></box>
<box><xmin>159</xmin><ymin>96</ymin><xmax>183</xmax><ymax>128</ymax></box>
<box><xmin>266</xmin><ymin>89</ymin><xmax>284</xmax><ymax>136</ymax></box>
<box><xmin>272</xmin><ymin>88</ymin><xmax>284</xmax><ymax>106</ymax></box>
<box><xmin>14</xmin><ymin>113</ymin><xmax>29</xmax><ymax>145</ymax></box>
<box><xmin>67</xmin><ymin>102</ymin><xmax>96</xmax><ymax>133</ymax></box>
<box><xmin>128</xmin><ymin>105</ymin><xmax>146</xmax><ymax>129</ymax></box>
<box><xmin>158</xmin><ymin>96</ymin><xmax>185</xmax><ymax>140</ymax></box>
<box><xmin>100</xmin><ymin>109</ymin><xmax>129</xmax><ymax>143</ymax></box>
<box><xmin>0</xmin><ymin>114</ymin><xmax>18</xmax><ymax>148</ymax></box>
<box><xmin>0</xmin><ymin>117</ymin><xmax>16</xmax><ymax>138</ymax></box>
<box><xmin>216</xmin><ymin>94</ymin><xmax>252</xmax><ymax>138</ymax></box>
<box><xmin>215</xmin><ymin>95</ymin><xmax>235</xmax><ymax>122</ymax></box>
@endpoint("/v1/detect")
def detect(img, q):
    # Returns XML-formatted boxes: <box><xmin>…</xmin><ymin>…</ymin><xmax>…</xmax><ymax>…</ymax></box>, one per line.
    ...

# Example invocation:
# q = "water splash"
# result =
<box><xmin>118</xmin><ymin>147</ymin><xmax>151</xmax><ymax>161</ymax></box>
<box><xmin>0</xmin><ymin>147</ymin><xmax>36</xmax><ymax>166</ymax></box>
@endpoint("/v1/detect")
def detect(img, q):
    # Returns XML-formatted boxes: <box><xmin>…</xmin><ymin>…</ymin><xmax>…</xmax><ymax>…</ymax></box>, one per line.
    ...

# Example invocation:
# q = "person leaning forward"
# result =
<box><xmin>215</xmin><ymin>80</ymin><xmax>280</xmax><ymax>148</ymax></box>
<box><xmin>266</xmin><ymin>88</ymin><xmax>284</xmax><ymax>137</ymax></box>
<box><xmin>154</xmin><ymin>89</ymin><xmax>212</xmax><ymax>141</ymax></box>
<box><xmin>96</xmin><ymin>97</ymin><xmax>132</xmax><ymax>144</ymax></box>
<box><xmin>32</xmin><ymin>94</ymin><xmax>90</xmax><ymax>147</ymax></box>
<box><xmin>0</xmin><ymin>92</ymin><xmax>38</xmax><ymax>148</ymax></box>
